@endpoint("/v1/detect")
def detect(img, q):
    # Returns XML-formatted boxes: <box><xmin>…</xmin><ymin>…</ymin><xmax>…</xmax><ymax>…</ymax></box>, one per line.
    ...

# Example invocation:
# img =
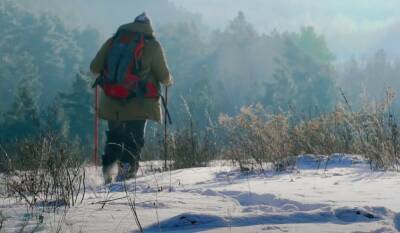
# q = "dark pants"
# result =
<box><xmin>102</xmin><ymin>120</ymin><xmax>147</xmax><ymax>171</ymax></box>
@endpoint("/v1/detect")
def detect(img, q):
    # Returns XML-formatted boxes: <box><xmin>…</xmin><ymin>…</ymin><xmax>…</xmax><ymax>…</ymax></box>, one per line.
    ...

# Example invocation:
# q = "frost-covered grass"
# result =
<box><xmin>1</xmin><ymin>155</ymin><xmax>400</xmax><ymax>233</ymax></box>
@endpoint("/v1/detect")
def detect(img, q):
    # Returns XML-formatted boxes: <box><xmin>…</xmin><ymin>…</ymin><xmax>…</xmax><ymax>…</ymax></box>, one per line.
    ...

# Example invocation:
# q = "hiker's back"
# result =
<box><xmin>90</xmin><ymin>19</ymin><xmax>172</xmax><ymax>122</ymax></box>
<box><xmin>90</xmin><ymin>13</ymin><xmax>173</xmax><ymax>184</ymax></box>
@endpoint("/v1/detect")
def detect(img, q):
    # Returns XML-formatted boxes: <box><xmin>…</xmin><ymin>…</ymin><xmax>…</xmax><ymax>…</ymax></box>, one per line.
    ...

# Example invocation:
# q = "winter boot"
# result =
<box><xmin>103</xmin><ymin>162</ymin><xmax>118</xmax><ymax>184</ymax></box>
<box><xmin>102</xmin><ymin>131</ymin><xmax>123</xmax><ymax>184</ymax></box>
<box><xmin>116</xmin><ymin>161</ymin><xmax>138</xmax><ymax>182</ymax></box>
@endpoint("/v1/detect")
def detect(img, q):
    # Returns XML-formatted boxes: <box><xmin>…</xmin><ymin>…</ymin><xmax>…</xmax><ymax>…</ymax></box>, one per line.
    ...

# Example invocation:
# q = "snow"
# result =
<box><xmin>1</xmin><ymin>155</ymin><xmax>400</xmax><ymax>233</ymax></box>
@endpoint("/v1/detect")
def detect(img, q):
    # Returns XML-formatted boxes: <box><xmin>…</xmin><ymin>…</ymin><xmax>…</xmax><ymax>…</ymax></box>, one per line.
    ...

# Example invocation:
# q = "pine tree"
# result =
<box><xmin>207</xmin><ymin>11</ymin><xmax>262</xmax><ymax>114</ymax></box>
<box><xmin>41</xmin><ymin>97</ymin><xmax>70</xmax><ymax>138</ymax></box>
<box><xmin>265</xmin><ymin>27</ymin><xmax>337</xmax><ymax>116</ymax></box>
<box><xmin>59</xmin><ymin>71</ymin><xmax>94</xmax><ymax>145</ymax></box>
<box><xmin>1</xmin><ymin>60</ymin><xmax>41</xmax><ymax>141</ymax></box>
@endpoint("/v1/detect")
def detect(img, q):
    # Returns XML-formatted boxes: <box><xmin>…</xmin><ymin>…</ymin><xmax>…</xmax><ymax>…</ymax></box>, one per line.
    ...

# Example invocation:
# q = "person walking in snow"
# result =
<box><xmin>90</xmin><ymin>13</ymin><xmax>172</xmax><ymax>183</ymax></box>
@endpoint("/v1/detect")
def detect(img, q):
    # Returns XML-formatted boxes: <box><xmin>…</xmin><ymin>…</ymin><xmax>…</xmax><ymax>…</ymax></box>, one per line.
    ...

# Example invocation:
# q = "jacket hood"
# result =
<box><xmin>118</xmin><ymin>22</ymin><xmax>155</xmax><ymax>38</ymax></box>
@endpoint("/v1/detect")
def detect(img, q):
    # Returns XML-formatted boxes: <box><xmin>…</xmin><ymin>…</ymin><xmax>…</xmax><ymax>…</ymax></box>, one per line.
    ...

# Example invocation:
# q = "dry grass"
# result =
<box><xmin>142</xmin><ymin>98</ymin><xmax>219</xmax><ymax>170</ymax></box>
<box><xmin>219</xmin><ymin>95</ymin><xmax>399</xmax><ymax>171</ymax></box>
<box><xmin>1</xmin><ymin>134</ymin><xmax>86</xmax><ymax>211</ymax></box>
<box><xmin>142</xmin><ymin>93</ymin><xmax>399</xmax><ymax>172</ymax></box>
<box><xmin>219</xmin><ymin>104</ymin><xmax>293</xmax><ymax>171</ymax></box>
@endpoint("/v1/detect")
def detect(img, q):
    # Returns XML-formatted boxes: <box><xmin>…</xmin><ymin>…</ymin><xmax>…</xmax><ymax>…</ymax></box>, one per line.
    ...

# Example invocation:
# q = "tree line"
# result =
<box><xmin>0</xmin><ymin>1</ymin><xmax>399</xmax><ymax>159</ymax></box>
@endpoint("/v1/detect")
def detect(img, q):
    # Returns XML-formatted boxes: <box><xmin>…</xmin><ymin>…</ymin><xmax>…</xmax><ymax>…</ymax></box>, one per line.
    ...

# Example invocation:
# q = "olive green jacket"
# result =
<box><xmin>90</xmin><ymin>22</ymin><xmax>172</xmax><ymax>122</ymax></box>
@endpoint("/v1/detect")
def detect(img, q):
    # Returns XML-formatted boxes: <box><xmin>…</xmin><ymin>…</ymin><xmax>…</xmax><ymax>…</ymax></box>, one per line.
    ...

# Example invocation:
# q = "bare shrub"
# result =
<box><xmin>291</xmin><ymin>105</ymin><xmax>354</xmax><ymax>157</ymax></box>
<box><xmin>140</xmin><ymin>124</ymin><xmax>164</xmax><ymax>162</ymax></box>
<box><xmin>346</xmin><ymin>90</ymin><xmax>400</xmax><ymax>170</ymax></box>
<box><xmin>130</xmin><ymin>92</ymin><xmax>400</xmax><ymax>172</ymax></box>
<box><xmin>168</xmin><ymin>98</ymin><xmax>219</xmax><ymax>169</ymax></box>
<box><xmin>219</xmin><ymin>94</ymin><xmax>400</xmax><ymax>172</ymax></box>
<box><xmin>168</xmin><ymin>124</ymin><xmax>218</xmax><ymax>169</ymax></box>
<box><xmin>1</xmin><ymin>134</ymin><xmax>86</xmax><ymax>211</ymax></box>
<box><xmin>142</xmin><ymin>99</ymin><xmax>219</xmax><ymax>170</ymax></box>
<box><xmin>219</xmin><ymin>104</ymin><xmax>293</xmax><ymax>171</ymax></box>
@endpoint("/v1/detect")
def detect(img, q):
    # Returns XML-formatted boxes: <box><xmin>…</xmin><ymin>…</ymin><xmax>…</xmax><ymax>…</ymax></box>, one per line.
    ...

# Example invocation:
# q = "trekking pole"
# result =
<box><xmin>164</xmin><ymin>87</ymin><xmax>168</xmax><ymax>171</ymax></box>
<box><xmin>164</xmin><ymin>86</ymin><xmax>174</xmax><ymax>192</ymax></box>
<box><xmin>93</xmin><ymin>85</ymin><xmax>99</xmax><ymax>167</ymax></box>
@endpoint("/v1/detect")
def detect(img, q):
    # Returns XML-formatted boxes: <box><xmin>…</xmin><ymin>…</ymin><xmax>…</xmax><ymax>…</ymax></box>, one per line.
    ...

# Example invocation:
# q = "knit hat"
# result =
<box><xmin>134</xmin><ymin>12</ymin><xmax>151</xmax><ymax>24</ymax></box>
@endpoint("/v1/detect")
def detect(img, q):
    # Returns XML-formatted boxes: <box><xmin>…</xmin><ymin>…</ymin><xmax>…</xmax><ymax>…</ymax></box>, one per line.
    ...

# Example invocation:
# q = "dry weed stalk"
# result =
<box><xmin>219</xmin><ymin>95</ymin><xmax>400</xmax><ymax>172</ymax></box>
<box><xmin>1</xmin><ymin>134</ymin><xmax>86</xmax><ymax>211</ymax></box>
<box><xmin>219</xmin><ymin>104</ymin><xmax>294</xmax><ymax>171</ymax></box>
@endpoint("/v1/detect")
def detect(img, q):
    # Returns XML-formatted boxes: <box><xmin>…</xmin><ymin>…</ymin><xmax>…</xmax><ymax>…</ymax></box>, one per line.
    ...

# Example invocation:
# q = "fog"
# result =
<box><xmin>173</xmin><ymin>0</ymin><xmax>400</xmax><ymax>59</ymax></box>
<box><xmin>1</xmin><ymin>0</ymin><xmax>399</xmax><ymax>145</ymax></box>
<box><xmin>16</xmin><ymin>0</ymin><xmax>201</xmax><ymax>38</ymax></box>
<box><xmin>17</xmin><ymin>0</ymin><xmax>400</xmax><ymax>60</ymax></box>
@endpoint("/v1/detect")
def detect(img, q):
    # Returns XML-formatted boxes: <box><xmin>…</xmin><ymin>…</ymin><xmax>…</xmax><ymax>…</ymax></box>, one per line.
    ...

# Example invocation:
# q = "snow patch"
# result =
<box><xmin>220</xmin><ymin>191</ymin><xmax>328</xmax><ymax>212</ymax></box>
<box><xmin>145</xmin><ymin>206</ymin><xmax>387</xmax><ymax>232</ymax></box>
<box><xmin>2</xmin><ymin>156</ymin><xmax>400</xmax><ymax>233</ymax></box>
<box><xmin>296</xmin><ymin>154</ymin><xmax>365</xmax><ymax>170</ymax></box>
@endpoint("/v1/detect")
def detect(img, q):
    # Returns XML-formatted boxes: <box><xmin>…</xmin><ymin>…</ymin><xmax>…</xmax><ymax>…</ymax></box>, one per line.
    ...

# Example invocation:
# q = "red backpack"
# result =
<box><xmin>94</xmin><ymin>29</ymin><xmax>158</xmax><ymax>100</ymax></box>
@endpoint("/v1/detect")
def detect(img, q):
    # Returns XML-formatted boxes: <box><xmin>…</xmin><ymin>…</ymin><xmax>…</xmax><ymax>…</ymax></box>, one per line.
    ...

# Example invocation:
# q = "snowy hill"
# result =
<box><xmin>1</xmin><ymin>155</ymin><xmax>400</xmax><ymax>233</ymax></box>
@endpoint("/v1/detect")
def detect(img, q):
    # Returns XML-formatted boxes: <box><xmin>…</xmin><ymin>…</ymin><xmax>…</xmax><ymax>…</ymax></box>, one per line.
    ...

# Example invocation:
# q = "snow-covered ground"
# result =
<box><xmin>1</xmin><ymin>155</ymin><xmax>400</xmax><ymax>233</ymax></box>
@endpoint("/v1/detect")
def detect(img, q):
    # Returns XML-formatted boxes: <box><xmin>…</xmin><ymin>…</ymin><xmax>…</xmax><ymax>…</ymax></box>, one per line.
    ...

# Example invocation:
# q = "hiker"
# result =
<box><xmin>90</xmin><ymin>13</ymin><xmax>173</xmax><ymax>183</ymax></box>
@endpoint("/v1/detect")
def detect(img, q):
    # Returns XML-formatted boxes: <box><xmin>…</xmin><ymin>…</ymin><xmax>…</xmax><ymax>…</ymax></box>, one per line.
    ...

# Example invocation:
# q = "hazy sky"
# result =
<box><xmin>17</xmin><ymin>0</ymin><xmax>400</xmax><ymax>60</ymax></box>
<box><xmin>171</xmin><ymin>0</ymin><xmax>400</xmax><ymax>60</ymax></box>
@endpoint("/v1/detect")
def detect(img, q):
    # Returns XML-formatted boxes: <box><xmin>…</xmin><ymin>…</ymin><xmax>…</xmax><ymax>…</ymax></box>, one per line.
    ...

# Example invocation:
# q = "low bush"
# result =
<box><xmin>219</xmin><ymin>96</ymin><xmax>400</xmax><ymax>171</ymax></box>
<box><xmin>1</xmin><ymin>134</ymin><xmax>86</xmax><ymax>211</ymax></box>
<box><xmin>219</xmin><ymin>104</ymin><xmax>294</xmax><ymax>171</ymax></box>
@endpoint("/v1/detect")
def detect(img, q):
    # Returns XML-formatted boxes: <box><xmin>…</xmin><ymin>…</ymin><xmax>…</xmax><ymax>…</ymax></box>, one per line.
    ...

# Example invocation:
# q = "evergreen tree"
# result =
<box><xmin>1</xmin><ymin>56</ymin><xmax>41</xmax><ymax>141</ymax></box>
<box><xmin>209</xmin><ymin>11</ymin><xmax>260</xmax><ymax>113</ymax></box>
<box><xmin>265</xmin><ymin>27</ymin><xmax>337</xmax><ymax>116</ymax></box>
<box><xmin>59</xmin><ymin>72</ymin><xmax>93</xmax><ymax>145</ymax></box>
<box><xmin>158</xmin><ymin>21</ymin><xmax>214</xmax><ymax>125</ymax></box>
<box><xmin>205</xmin><ymin>11</ymin><xmax>283</xmax><ymax>115</ymax></box>
<box><xmin>41</xmin><ymin>97</ymin><xmax>70</xmax><ymax>138</ymax></box>
<box><xmin>338</xmin><ymin>58</ymin><xmax>364</xmax><ymax>109</ymax></box>
<box><xmin>338</xmin><ymin>49</ymin><xmax>400</xmax><ymax>110</ymax></box>
<box><xmin>0</xmin><ymin>0</ymin><xmax>100</xmax><ymax>108</ymax></box>
<box><xmin>291</xmin><ymin>26</ymin><xmax>335</xmax><ymax>65</ymax></box>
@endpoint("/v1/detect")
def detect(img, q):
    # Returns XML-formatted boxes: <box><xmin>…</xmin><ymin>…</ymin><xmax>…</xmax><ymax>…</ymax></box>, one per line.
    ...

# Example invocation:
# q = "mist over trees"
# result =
<box><xmin>164</xmin><ymin>13</ymin><xmax>338</xmax><ymax>124</ymax></box>
<box><xmin>0</xmin><ymin>0</ymin><xmax>99</xmax><ymax>107</ymax></box>
<box><xmin>265</xmin><ymin>27</ymin><xmax>337</xmax><ymax>116</ymax></box>
<box><xmin>338</xmin><ymin>50</ymin><xmax>400</xmax><ymax>110</ymax></box>
<box><xmin>0</xmin><ymin>0</ymin><xmax>398</xmax><ymax>152</ymax></box>
<box><xmin>0</xmin><ymin>0</ymin><xmax>97</xmax><ymax>147</ymax></box>
<box><xmin>15</xmin><ymin>0</ymin><xmax>204</xmax><ymax>38</ymax></box>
